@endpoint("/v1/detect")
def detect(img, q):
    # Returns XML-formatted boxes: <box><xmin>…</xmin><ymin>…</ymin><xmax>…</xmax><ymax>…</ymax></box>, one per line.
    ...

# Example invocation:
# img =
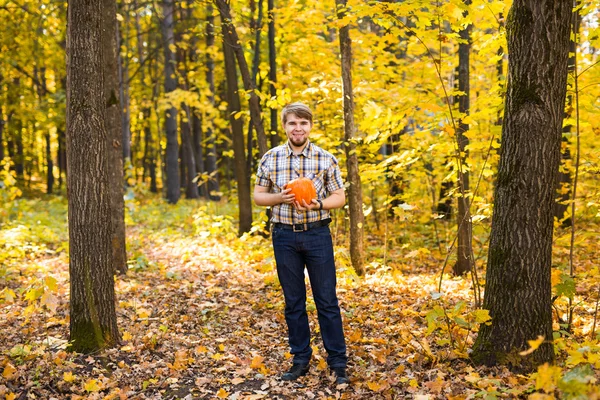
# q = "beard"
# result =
<box><xmin>289</xmin><ymin>135</ymin><xmax>308</xmax><ymax>148</ymax></box>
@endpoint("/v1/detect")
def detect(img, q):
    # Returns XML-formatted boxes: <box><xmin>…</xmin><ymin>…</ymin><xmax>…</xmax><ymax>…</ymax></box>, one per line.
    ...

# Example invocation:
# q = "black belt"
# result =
<box><xmin>273</xmin><ymin>218</ymin><xmax>331</xmax><ymax>232</ymax></box>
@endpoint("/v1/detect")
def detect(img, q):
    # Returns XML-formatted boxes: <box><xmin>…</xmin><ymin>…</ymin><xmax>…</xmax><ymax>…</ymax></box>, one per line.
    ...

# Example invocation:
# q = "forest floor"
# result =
<box><xmin>1</xmin><ymin>194</ymin><xmax>600</xmax><ymax>399</ymax></box>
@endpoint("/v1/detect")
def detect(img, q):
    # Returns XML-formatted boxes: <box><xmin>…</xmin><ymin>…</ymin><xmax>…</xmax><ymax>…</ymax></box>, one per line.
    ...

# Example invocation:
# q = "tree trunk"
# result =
<box><xmin>454</xmin><ymin>0</ymin><xmax>473</xmax><ymax>276</ymax></box>
<box><xmin>206</xmin><ymin>5</ymin><xmax>220</xmax><ymax>201</ymax></box>
<box><xmin>67</xmin><ymin>0</ymin><xmax>120</xmax><ymax>353</ymax></box>
<box><xmin>161</xmin><ymin>0</ymin><xmax>180</xmax><ymax>204</ymax></box>
<box><xmin>177</xmin><ymin>3</ymin><xmax>199</xmax><ymax>200</ymax></box>
<box><xmin>57</xmin><ymin>75</ymin><xmax>67</xmax><ymax>189</ymax></box>
<box><xmin>134</xmin><ymin>2</ymin><xmax>156</xmax><ymax>193</ymax></box>
<box><xmin>554</xmin><ymin>10</ymin><xmax>581</xmax><ymax>224</ymax></box>
<box><xmin>9</xmin><ymin>78</ymin><xmax>24</xmax><ymax>179</ymax></box>
<box><xmin>267</xmin><ymin>0</ymin><xmax>279</xmax><ymax>148</ymax></box>
<box><xmin>0</xmin><ymin>73</ymin><xmax>4</xmax><ymax>162</ymax></box>
<box><xmin>222</xmin><ymin>21</ymin><xmax>253</xmax><ymax>235</ymax></box>
<box><xmin>181</xmin><ymin>106</ymin><xmax>199</xmax><ymax>199</ymax></box>
<box><xmin>215</xmin><ymin>0</ymin><xmax>268</xmax><ymax>158</ymax></box>
<box><xmin>118</xmin><ymin>12</ymin><xmax>132</xmax><ymax>163</ymax></box>
<box><xmin>45</xmin><ymin>133</ymin><xmax>54</xmax><ymax>194</ymax></box>
<box><xmin>471</xmin><ymin>0</ymin><xmax>572</xmax><ymax>371</ymax></box>
<box><xmin>104</xmin><ymin>0</ymin><xmax>127</xmax><ymax>275</ymax></box>
<box><xmin>33</xmin><ymin>63</ymin><xmax>55</xmax><ymax>195</ymax></box>
<box><xmin>336</xmin><ymin>0</ymin><xmax>365</xmax><ymax>276</ymax></box>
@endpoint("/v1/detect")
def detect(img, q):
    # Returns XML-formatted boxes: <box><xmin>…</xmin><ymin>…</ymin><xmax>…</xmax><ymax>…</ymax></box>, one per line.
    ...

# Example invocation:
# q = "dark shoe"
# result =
<box><xmin>281</xmin><ymin>363</ymin><xmax>309</xmax><ymax>381</ymax></box>
<box><xmin>332</xmin><ymin>367</ymin><xmax>349</xmax><ymax>384</ymax></box>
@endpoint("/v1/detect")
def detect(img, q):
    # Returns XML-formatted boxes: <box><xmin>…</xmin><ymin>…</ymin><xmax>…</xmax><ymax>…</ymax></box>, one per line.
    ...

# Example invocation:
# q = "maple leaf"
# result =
<box><xmin>519</xmin><ymin>335</ymin><xmax>545</xmax><ymax>356</ymax></box>
<box><xmin>84</xmin><ymin>379</ymin><xmax>101</xmax><ymax>392</ymax></box>
<box><xmin>316</xmin><ymin>358</ymin><xmax>327</xmax><ymax>371</ymax></box>
<box><xmin>2</xmin><ymin>363</ymin><xmax>17</xmax><ymax>380</ymax></box>
<box><xmin>250</xmin><ymin>355</ymin><xmax>264</xmax><ymax>369</ymax></box>
<box><xmin>216</xmin><ymin>388</ymin><xmax>229</xmax><ymax>398</ymax></box>
<box><xmin>3</xmin><ymin>288</ymin><xmax>16</xmax><ymax>303</ymax></box>
<box><xmin>63</xmin><ymin>371</ymin><xmax>76</xmax><ymax>382</ymax></box>
<box><xmin>41</xmin><ymin>291</ymin><xmax>59</xmax><ymax>313</ymax></box>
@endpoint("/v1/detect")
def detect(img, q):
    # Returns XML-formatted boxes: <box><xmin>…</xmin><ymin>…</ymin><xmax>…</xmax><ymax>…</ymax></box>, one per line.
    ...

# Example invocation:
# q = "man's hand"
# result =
<box><xmin>294</xmin><ymin>198</ymin><xmax>319</xmax><ymax>211</ymax></box>
<box><xmin>280</xmin><ymin>188</ymin><xmax>295</xmax><ymax>205</ymax></box>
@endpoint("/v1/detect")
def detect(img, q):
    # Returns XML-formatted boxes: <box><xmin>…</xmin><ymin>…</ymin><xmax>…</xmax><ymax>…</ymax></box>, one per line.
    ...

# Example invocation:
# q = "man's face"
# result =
<box><xmin>284</xmin><ymin>113</ymin><xmax>312</xmax><ymax>150</ymax></box>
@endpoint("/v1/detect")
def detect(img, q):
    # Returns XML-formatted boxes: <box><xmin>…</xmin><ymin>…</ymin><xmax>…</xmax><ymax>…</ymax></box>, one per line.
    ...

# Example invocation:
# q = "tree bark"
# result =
<box><xmin>177</xmin><ymin>2</ymin><xmax>199</xmax><ymax>200</ymax></box>
<box><xmin>554</xmin><ymin>10</ymin><xmax>580</xmax><ymax>224</ymax></box>
<box><xmin>32</xmin><ymin>62</ymin><xmax>55</xmax><ymax>195</ymax></box>
<box><xmin>67</xmin><ymin>0</ymin><xmax>120</xmax><ymax>353</ymax></box>
<box><xmin>134</xmin><ymin>1</ymin><xmax>156</xmax><ymax>193</ymax></box>
<box><xmin>454</xmin><ymin>0</ymin><xmax>473</xmax><ymax>276</ymax></box>
<box><xmin>336</xmin><ymin>0</ymin><xmax>365</xmax><ymax>276</ymax></box>
<box><xmin>118</xmin><ymin>12</ymin><xmax>132</xmax><ymax>163</ymax></box>
<box><xmin>205</xmin><ymin>5</ymin><xmax>220</xmax><ymax>201</ymax></box>
<box><xmin>222</xmin><ymin>20</ymin><xmax>253</xmax><ymax>235</ymax></box>
<box><xmin>104</xmin><ymin>0</ymin><xmax>127</xmax><ymax>275</ymax></box>
<box><xmin>471</xmin><ymin>0</ymin><xmax>572</xmax><ymax>371</ymax></box>
<box><xmin>215</xmin><ymin>0</ymin><xmax>268</xmax><ymax>158</ymax></box>
<box><xmin>0</xmin><ymin>73</ymin><xmax>4</xmax><ymax>162</ymax></box>
<box><xmin>161</xmin><ymin>0</ymin><xmax>180</xmax><ymax>204</ymax></box>
<box><xmin>267</xmin><ymin>0</ymin><xmax>279</xmax><ymax>148</ymax></box>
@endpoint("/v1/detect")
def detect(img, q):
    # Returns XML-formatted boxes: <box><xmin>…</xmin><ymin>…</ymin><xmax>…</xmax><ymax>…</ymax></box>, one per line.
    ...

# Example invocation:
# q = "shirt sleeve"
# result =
<box><xmin>255</xmin><ymin>153</ymin><xmax>272</xmax><ymax>188</ymax></box>
<box><xmin>325</xmin><ymin>156</ymin><xmax>344</xmax><ymax>193</ymax></box>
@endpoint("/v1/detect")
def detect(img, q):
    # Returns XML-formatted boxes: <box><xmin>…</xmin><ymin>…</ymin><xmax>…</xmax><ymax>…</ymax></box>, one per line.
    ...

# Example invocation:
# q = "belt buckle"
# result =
<box><xmin>293</xmin><ymin>223</ymin><xmax>305</xmax><ymax>232</ymax></box>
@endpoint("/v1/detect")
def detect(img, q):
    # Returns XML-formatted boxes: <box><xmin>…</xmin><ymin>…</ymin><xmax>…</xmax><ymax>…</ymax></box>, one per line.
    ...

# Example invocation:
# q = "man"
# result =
<box><xmin>253</xmin><ymin>102</ymin><xmax>349</xmax><ymax>385</ymax></box>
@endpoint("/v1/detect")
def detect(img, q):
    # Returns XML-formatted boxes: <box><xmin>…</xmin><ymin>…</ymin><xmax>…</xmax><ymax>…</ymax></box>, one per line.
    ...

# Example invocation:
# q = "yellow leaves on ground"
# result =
<box><xmin>63</xmin><ymin>371</ymin><xmax>75</xmax><ymax>382</ymax></box>
<box><xmin>216</xmin><ymin>388</ymin><xmax>229</xmax><ymax>398</ymax></box>
<box><xmin>250</xmin><ymin>355</ymin><xmax>265</xmax><ymax>369</ymax></box>
<box><xmin>2</xmin><ymin>288</ymin><xmax>16</xmax><ymax>303</ymax></box>
<box><xmin>316</xmin><ymin>358</ymin><xmax>327</xmax><ymax>371</ymax></box>
<box><xmin>168</xmin><ymin>349</ymin><xmax>193</xmax><ymax>371</ymax></box>
<box><xmin>535</xmin><ymin>363</ymin><xmax>562</xmax><ymax>393</ymax></box>
<box><xmin>83</xmin><ymin>378</ymin><xmax>101</xmax><ymax>392</ymax></box>
<box><xmin>2</xmin><ymin>363</ymin><xmax>17</xmax><ymax>380</ymax></box>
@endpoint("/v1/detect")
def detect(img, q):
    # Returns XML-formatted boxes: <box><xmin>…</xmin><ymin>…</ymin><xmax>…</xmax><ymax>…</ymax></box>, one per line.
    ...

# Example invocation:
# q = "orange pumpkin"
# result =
<box><xmin>285</xmin><ymin>177</ymin><xmax>317</xmax><ymax>205</ymax></box>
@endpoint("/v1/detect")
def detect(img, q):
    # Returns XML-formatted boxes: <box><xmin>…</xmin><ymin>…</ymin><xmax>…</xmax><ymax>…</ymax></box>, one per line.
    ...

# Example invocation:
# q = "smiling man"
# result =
<box><xmin>253</xmin><ymin>102</ymin><xmax>349</xmax><ymax>384</ymax></box>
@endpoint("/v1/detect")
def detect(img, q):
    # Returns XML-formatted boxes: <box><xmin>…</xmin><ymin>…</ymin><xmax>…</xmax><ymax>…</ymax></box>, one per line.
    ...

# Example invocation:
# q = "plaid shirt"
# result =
<box><xmin>255</xmin><ymin>141</ymin><xmax>344</xmax><ymax>225</ymax></box>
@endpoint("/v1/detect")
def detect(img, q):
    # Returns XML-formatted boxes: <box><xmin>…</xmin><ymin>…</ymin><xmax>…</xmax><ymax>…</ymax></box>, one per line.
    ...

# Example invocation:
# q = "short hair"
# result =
<box><xmin>281</xmin><ymin>102</ymin><xmax>313</xmax><ymax>125</ymax></box>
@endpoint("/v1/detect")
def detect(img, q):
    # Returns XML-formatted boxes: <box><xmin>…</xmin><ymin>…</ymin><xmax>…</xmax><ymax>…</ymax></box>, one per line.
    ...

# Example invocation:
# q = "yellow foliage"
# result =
<box><xmin>535</xmin><ymin>363</ymin><xmax>562</xmax><ymax>393</ymax></box>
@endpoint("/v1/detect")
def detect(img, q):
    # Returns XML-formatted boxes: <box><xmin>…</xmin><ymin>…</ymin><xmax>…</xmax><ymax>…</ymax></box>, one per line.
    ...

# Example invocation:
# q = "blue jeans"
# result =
<box><xmin>272</xmin><ymin>224</ymin><xmax>347</xmax><ymax>368</ymax></box>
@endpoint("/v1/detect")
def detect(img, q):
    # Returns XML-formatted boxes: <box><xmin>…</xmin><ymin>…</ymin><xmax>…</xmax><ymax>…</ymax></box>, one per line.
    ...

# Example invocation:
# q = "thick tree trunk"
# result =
<box><xmin>267</xmin><ymin>0</ymin><xmax>279</xmax><ymax>148</ymax></box>
<box><xmin>104</xmin><ymin>0</ymin><xmax>127</xmax><ymax>275</ymax></box>
<box><xmin>206</xmin><ymin>6</ymin><xmax>220</xmax><ymax>201</ymax></box>
<box><xmin>67</xmin><ymin>0</ymin><xmax>120</xmax><ymax>353</ymax></box>
<box><xmin>471</xmin><ymin>0</ymin><xmax>572</xmax><ymax>371</ymax></box>
<box><xmin>161</xmin><ymin>0</ymin><xmax>180</xmax><ymax>204</ymax></box>
<box><xmin>454</xmin><ymin>0</ymin><xmax>473</xmax><ymax>276</ymax></box>
<box><xmin>215</xmin><ymin>0</ymin><xmax>268</xmax><ymax>158</ymax></box>
<box><xmin>337</xmin><ymin>0</ymin><xmax>365</xmax><ymax>276</ymax></box>
<box><xmin>222</xmin><ymin>22</ymin><xmax>253</xmax><ymax>235</ymax></box>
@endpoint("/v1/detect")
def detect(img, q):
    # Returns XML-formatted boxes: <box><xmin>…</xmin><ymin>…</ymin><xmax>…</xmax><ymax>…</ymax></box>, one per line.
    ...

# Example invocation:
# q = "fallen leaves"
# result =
<box><xmin>2</xmin><ymin>198</ymin><xmax>600</xmax><ymax>399</ymax></box>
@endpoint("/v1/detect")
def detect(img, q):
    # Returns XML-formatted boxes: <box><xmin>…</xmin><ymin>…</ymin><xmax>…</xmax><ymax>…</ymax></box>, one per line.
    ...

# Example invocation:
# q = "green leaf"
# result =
<box><xmin>555</xmin><ymin>273</ymin><xmax>576</xmax><ymax>298</ymax></box>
